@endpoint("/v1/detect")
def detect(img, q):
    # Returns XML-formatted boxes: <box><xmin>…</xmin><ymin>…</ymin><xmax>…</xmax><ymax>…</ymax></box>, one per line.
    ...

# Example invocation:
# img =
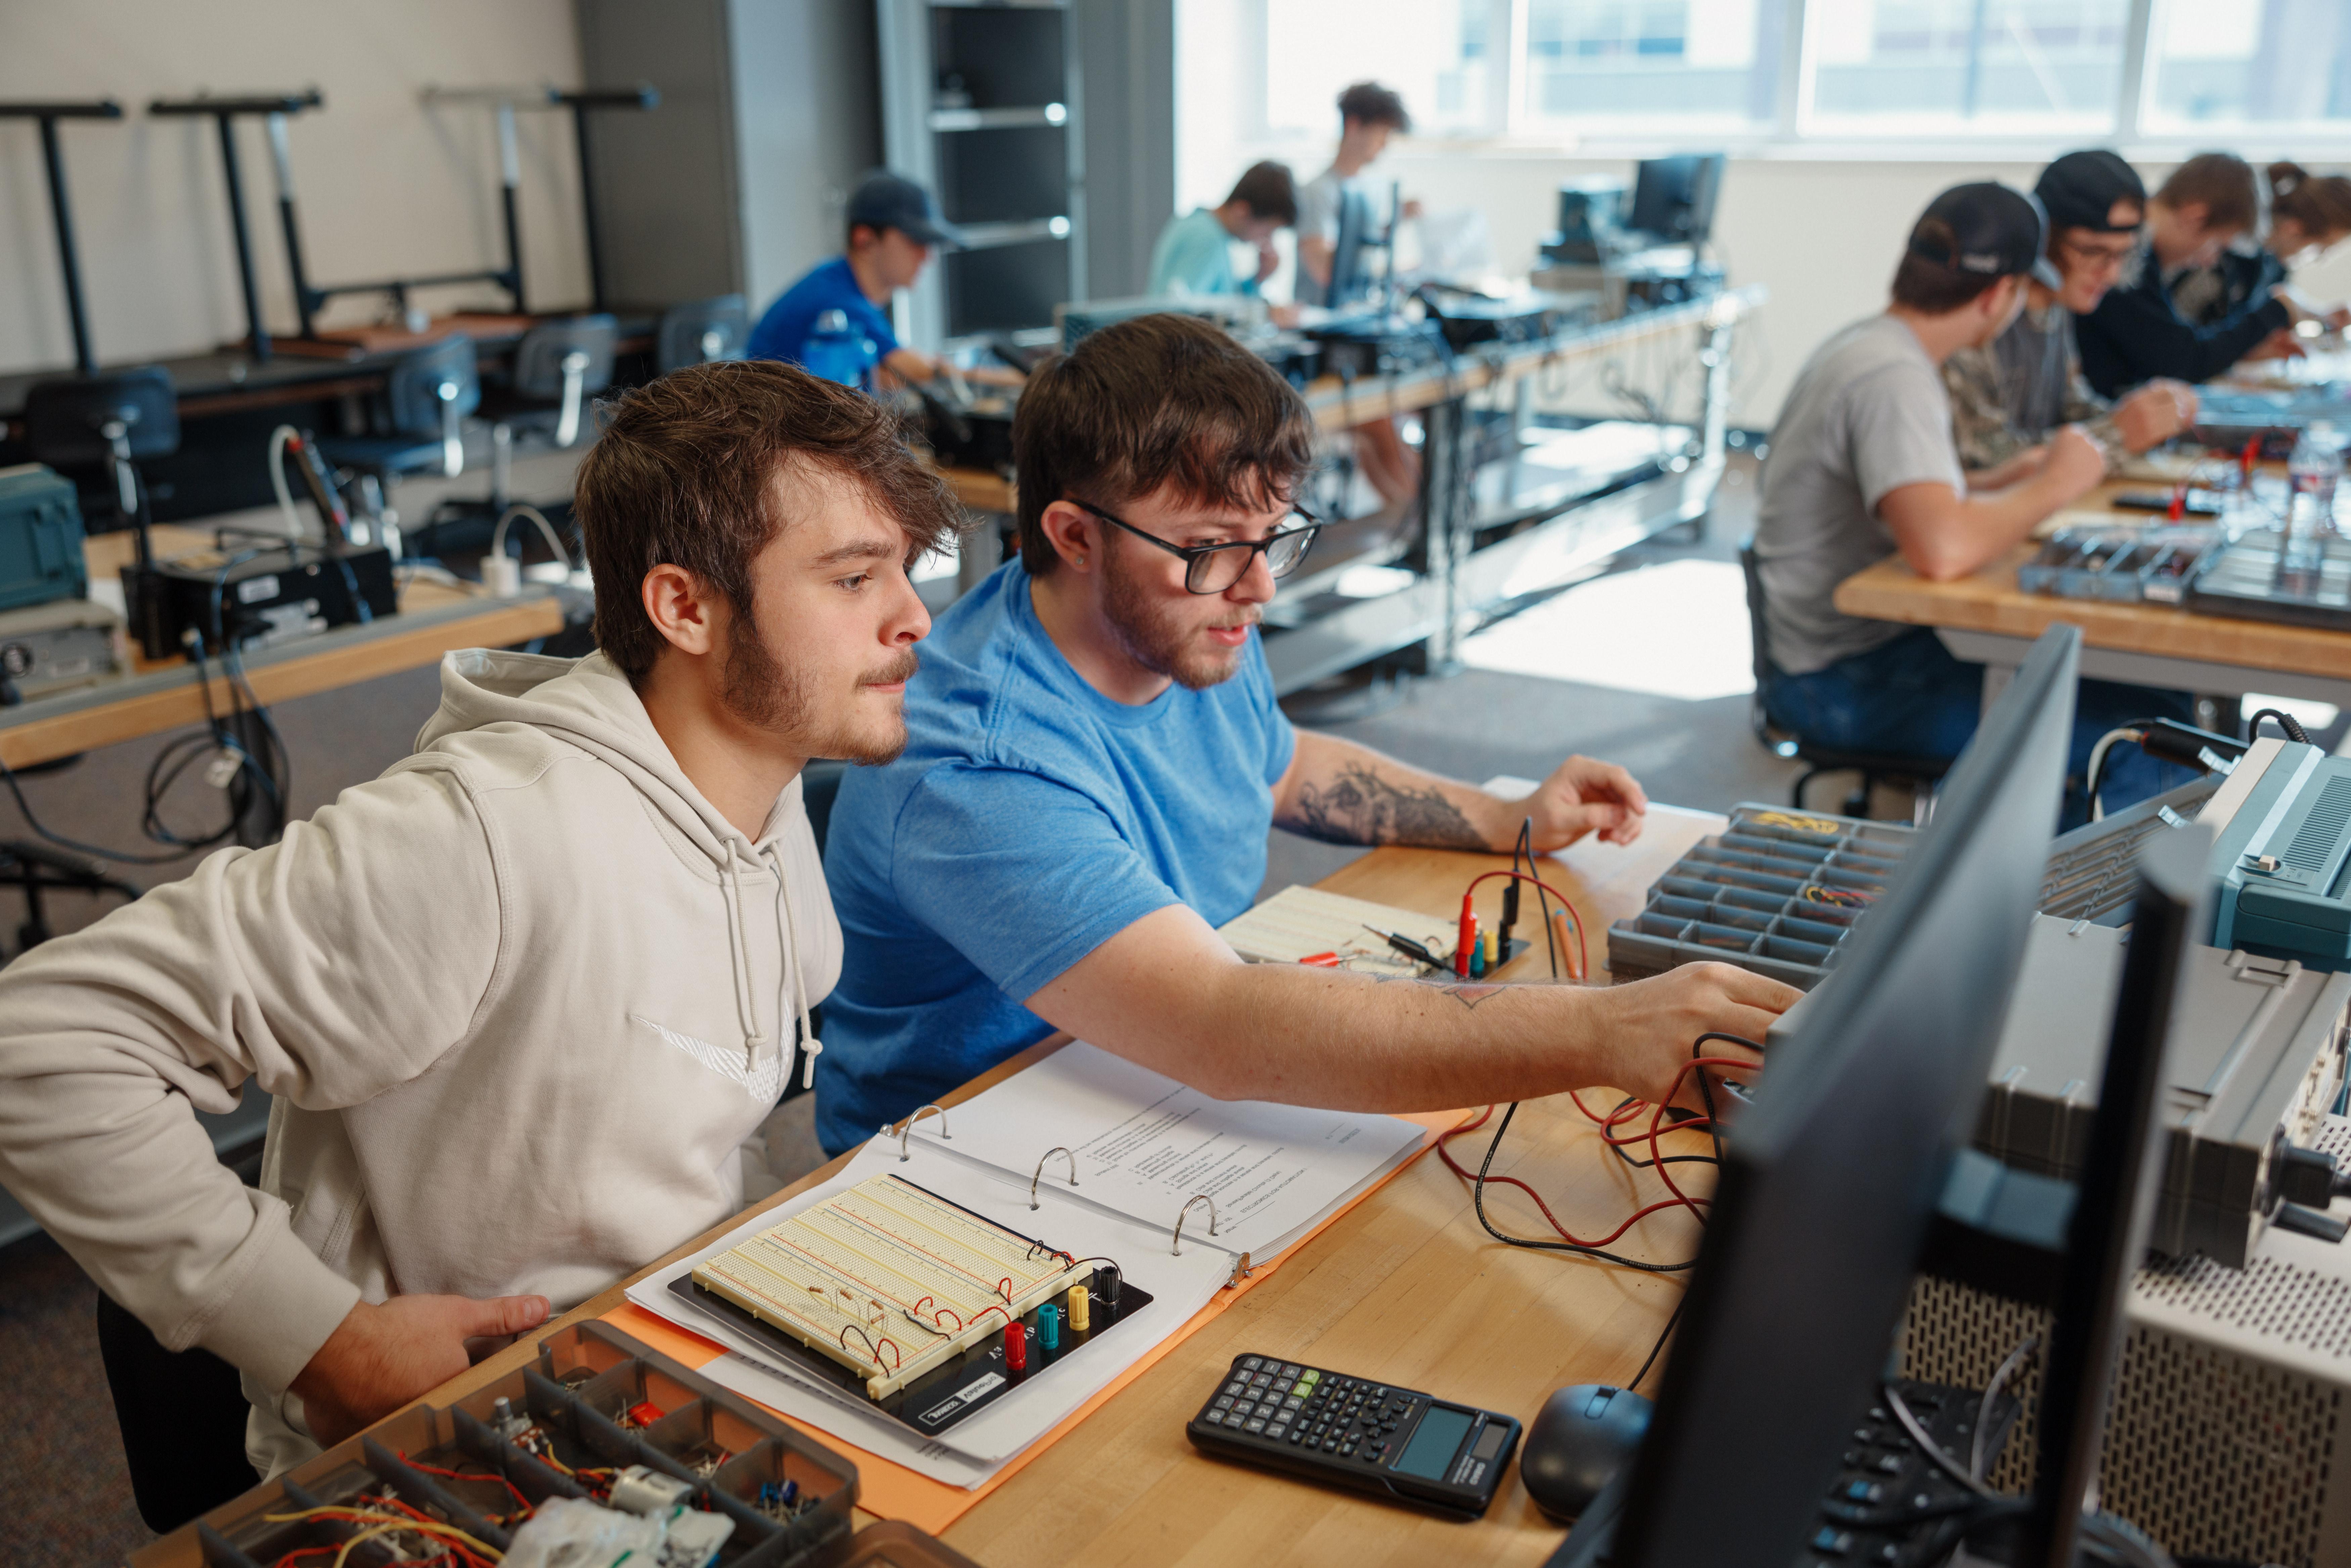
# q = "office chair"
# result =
<box><xmin>314</xmin><ymin>333</ymin><xmax>480</xmax><ymax>528</ymax></box>
<box><xmin>414</xmin><ymin>315</ymin><xmax>616</xmax><ymax>559</ymax></box>
<box><xmin>1739</xmin><ymin>539</ymin><xmax>1949</xmax><ymax>819</ymax></box>
<box><xmin>655</xmin><ymin>295</ymin><xmax>749</xmax><ymax>375</ymax></box>
<box><xmin>22</xmin><ymin>366</ymin><xmax>179</xmax><ymax>559</ymax></box>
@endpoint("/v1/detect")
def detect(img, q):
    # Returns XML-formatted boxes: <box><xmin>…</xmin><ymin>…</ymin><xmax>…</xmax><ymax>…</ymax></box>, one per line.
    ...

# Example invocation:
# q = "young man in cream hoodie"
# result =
<box><xmin>0</xmin><ymin>360</ymin><xmax>957</xmax><ymax>1475</ymax></box>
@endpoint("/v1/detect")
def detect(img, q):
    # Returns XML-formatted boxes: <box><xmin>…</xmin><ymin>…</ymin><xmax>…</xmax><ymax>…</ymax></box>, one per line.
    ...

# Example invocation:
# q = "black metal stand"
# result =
<box><xmin>552</xmin><ymin>85</ymin><xmax>657</xmax><ymax>311</ymax></box>
<box><xmin>148</xmin><ymin>91</ymin><xmax>323</xmax><ymax>362</ymax></box>
<box><xmin>0</xmin><ymin>99</ymin><xmax>125</xmax><ymax>375</ymax></box>
<box><xmin>419</xmin><ymin>84</ymin><xmax>657</xmax><ymax>315</ymax></box>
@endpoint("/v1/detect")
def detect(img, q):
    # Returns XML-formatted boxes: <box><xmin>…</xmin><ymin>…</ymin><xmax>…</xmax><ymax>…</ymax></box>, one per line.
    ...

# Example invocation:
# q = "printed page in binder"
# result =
<box><xmin>908</xmin><ymin>1041</ymin><xmax>1426</xmax><ymax>1262</ymax></box>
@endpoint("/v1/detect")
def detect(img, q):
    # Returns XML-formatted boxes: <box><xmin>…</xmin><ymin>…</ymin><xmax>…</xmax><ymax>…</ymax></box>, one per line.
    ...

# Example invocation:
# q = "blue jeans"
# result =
<box><xmin>1762</xmin><ymin>627</ymin><xmax>2197</xmax><ymax>830</ymax></box>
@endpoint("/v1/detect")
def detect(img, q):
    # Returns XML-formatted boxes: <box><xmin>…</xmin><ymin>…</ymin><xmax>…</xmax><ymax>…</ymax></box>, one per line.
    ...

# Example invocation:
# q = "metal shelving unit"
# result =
<box><xmin>878</xmin><ymin>0</ymin><xmax>1084</xmax><ymax>347</ymax></box>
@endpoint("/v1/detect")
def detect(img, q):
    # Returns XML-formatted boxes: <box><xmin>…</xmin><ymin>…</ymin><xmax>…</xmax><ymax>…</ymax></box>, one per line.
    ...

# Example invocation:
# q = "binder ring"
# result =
<box><xmin>1172</xmin><ymin>1193</ymin><xmax>1218</xmax><ymax>1255</ymax></box>
<box><xmin>886</xmin><ymin>1104</ymin><xmax>949</xmax><ymax>1162</ymax></box>
<box><xmin>1030</xmin><ymin>1146</ymin><xmax>1080</xmax><ymax>1209</ymax></box>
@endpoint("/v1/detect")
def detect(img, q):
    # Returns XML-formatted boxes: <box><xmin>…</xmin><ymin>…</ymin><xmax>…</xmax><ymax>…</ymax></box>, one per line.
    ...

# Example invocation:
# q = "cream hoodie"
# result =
<box><xmin>0</xmin><ymin>649</ymin><xmax>840</xmax><ymax>1474</ymax></box>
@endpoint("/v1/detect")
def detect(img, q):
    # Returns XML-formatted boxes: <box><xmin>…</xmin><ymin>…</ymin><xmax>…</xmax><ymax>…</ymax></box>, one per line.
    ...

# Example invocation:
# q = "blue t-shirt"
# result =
<box><xmin>746</xmin><ymin>257</ymin><xmax>899</xmax><ymax>377</ymax></box>
<box><xmin>816</xmin><ymin>559</ymin><xmax>1297</xmax><ymax>1154</ymax></box>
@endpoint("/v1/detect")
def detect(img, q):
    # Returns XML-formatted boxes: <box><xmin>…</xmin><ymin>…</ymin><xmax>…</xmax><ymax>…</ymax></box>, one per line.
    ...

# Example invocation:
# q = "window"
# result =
<box><xmin>2142</xmin><ymin>0</ymin><xmax>2351</xmax><ymax>133</ymax></box>
<box><xmin>1806</xmin><ymin>0</ymin><xmax>2131</xmax><ymax>133</ymax></box>
<box><xmin>1262</xmin><ymin>0</ymin><xmax>1497</xmax><ymax>137</ymax></box>
<box><xmin>1523</xmin><ymin>0</ymin><xmax>1780</xmax><ymax>127</ymax></box>
<box><xmin>1201</xmin><ymin>0</ymin><xmax>2351</xmax><ymax>146</ymax></box>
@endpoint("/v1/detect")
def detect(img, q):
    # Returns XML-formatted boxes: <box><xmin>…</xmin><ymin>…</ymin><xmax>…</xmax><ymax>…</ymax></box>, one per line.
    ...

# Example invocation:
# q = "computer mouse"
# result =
<box><xmin>1519</xmin><ymin>1383</ymin><xmax>1653</xmax><ymax>1520</ymax></box>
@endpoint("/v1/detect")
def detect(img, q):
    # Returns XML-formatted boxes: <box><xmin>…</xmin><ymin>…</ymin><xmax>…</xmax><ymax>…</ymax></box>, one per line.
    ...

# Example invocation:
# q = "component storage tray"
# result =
<box><xmin>1606</xmin><ymin>805</ymin><xmax>1912</xmax><ymax>989</ymax></box>
<box><xmin>1607</xmin><ymin>779</ymin><xmax>2223</xmax><ymax>989</ymax></box>
<box><xmin>134</xmin><ymin>1319</ymin><xmax>857</xmax><ymax>1568</ymax></box>
<box><xmin>2017</xmin><ymin>525</ymin><xmax>2211</xmax><ymax>605</ymax></box>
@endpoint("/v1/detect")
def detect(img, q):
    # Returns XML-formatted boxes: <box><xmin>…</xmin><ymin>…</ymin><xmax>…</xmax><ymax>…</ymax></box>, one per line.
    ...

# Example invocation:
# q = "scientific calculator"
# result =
<box><xmin>1186</xmin><ymin>1353</ymin><xmax>1521</xmax><ymax>1520</ymax></box>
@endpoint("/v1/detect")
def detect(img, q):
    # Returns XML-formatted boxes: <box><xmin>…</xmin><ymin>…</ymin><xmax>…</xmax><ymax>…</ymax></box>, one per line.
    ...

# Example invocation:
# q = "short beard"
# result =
<box><xmin>720</xmin><ymin>602</ymin><xmax>915</xmax><ymax>765</ymax></box>
<box><xmin>1099</xmin><ymin>541</ymin><xmax>1253</xmax><ymax>691</ymax></box>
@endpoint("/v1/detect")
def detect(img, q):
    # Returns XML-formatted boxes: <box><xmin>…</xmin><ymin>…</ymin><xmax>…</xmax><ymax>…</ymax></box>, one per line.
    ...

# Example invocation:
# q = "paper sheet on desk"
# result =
<box><xmin>907</xmin><ymin>1042</ymin><xmax>1426</xmax><ymax>1263</ymax></box>
<box><xmin>623</xmin><ymin>1136</ymin><xmax>1235</xmax><ymax>1478</ymax></box>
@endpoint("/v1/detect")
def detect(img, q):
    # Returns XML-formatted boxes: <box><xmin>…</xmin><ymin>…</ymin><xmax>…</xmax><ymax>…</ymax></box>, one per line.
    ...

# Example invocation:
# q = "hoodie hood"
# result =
<box><xmin>417</xmin><ymin>649</ymin><xmax>828</xmax><ymax>1070</ymax></box>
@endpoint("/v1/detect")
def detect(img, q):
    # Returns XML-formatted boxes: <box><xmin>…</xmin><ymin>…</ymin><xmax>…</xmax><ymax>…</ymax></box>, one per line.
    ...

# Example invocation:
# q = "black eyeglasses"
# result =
<box><xmin>1072</xmin><ymin>501</ymin><xmax>1321</xmax><ymax>594</ymax></box>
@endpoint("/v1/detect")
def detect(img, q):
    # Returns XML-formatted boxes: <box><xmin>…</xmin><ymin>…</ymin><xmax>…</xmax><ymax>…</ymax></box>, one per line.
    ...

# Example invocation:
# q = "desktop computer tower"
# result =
<box><xmin>1901</xmin><ymin>1112</ymin><xmax>2351</xmax><ymax>1567</ymax></box>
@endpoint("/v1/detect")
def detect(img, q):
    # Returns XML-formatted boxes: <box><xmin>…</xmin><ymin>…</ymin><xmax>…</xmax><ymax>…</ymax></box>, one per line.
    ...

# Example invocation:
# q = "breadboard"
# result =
<box><xmin>1216</xmin><ymin>884</ymin><xmax>1452</xmax><ymax>977</ymax></box>
<box><xmin>691</xmin><ymin>1174</ymin><xmax>1086</xmax><ymax>1398</ymax></box>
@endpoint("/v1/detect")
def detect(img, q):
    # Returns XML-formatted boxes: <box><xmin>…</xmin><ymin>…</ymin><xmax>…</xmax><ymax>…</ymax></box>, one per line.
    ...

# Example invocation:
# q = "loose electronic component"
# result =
<box><xmin>676</xmin><ymin>1172</ymin><xmax>1153</xmax><ymax>1434</ymax></box>
<box><xmin>1187</xmin><ymin>1354</ymin><xmax>1521</xmax><ymax>1520</ymax></box>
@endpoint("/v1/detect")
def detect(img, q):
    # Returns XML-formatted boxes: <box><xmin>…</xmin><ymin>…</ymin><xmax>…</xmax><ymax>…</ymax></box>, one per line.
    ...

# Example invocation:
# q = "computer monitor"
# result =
<box><xmin>1627</xmin><ymin>154</ymin><xmax>1725</xmax><ymax>246</ymax></box>
<box><xmin>1560</xmin><ymin>622</ymin><xmax>2082</xmax><ymax>1568</ymax></box>
<box><xmin>1326</xmin><ymin>182</ymin><xmax>1375</xmax><ymax>309</ymax></box>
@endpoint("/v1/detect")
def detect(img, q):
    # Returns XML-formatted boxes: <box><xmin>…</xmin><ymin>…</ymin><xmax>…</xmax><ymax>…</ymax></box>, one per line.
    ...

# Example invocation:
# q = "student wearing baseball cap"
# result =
<box><xmin>2075</xmin><ymin>152</ymin><xmax>2310</xmax><ymax>396</ymax></box>
<box><xmin>1754</xmin><ymin>182</ymin><xmax>2194</xmax><ymax>822</ymax></box>
<box><xmin>1945</xmin><ymin>150</ymin><xmax>2197</xmax><ymax>476</ymax></box>
<box><xmin>747</xmin><ymin>171</ymin><xmax>1006</xmax><ymax>390</ymax></box>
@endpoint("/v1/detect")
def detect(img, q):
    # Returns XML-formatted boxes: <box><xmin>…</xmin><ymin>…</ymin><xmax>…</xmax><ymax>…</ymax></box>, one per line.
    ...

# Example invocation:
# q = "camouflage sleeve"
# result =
<box><xmin>1942</xmin><ymin>347</ymin><xmax>2030</xmax><ymax>474</ymax></box>
<box><xmin>2062</xmin><ymin>340</ymin><xmax>2123</xmax><ymax>471</ymax></box>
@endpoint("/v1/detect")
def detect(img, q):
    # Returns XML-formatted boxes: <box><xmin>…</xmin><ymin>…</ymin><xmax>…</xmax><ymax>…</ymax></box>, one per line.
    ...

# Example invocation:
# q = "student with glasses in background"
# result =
<box><xmin>1945</xmin><ymin>150</ymin><xmax>2197</xmax><ymax>479</ymax></box>
<box><xmin>812</xmin><ymin>312</ymin><xmax>1795</xmax><ymax>1160</ymax></box>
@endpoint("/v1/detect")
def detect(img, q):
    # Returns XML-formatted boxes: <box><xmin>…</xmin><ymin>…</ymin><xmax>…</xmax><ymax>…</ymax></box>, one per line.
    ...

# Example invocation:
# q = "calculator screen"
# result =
<box><xmin>1391</xmin><ymin>1405</ymin><xmax>1474</xmax><ymax>1480</ymax></box>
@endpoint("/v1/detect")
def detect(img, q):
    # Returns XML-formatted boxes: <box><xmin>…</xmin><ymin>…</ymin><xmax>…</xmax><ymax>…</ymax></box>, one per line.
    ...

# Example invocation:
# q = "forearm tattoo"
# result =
<box><xmin>1292</xmin><ymin>762</ymin><xmax>1487</xmax><ymax>849</ymax></box>
<box><xmin>1378</xmin><ymin>976</ymin><xmax>1509</xmax><ymax>1010</ymax></box>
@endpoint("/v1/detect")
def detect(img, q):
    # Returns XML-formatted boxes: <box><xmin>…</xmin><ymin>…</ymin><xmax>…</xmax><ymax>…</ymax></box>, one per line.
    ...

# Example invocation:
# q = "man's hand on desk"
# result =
<box><xmin>1591</xmin><ymin>962</ymin><xmax>1787</xmax><ymax>1110</ymax></box>
<box><xmin>2040</xmin><ymin>425</ymin><xmax>2108</xmax><ymax>500</ymax></box>
<box><xmin>2114</xmin><ymin>381</ymin><xmax>2195</xmax><ymax>453</ymax></box>
<box><xmin>291</xmin><ymin>1290</ymin><xmax>551</xmax><ymax>1446</ymax></box>
<box><xmin>1519</xmin><ymin>754</ymin><xmax>1650</xmax><ymax>851</ymax></box>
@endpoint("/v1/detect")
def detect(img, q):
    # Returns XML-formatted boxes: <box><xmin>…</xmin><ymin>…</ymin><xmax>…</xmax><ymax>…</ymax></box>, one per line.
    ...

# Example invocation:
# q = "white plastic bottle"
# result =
<box><xmin>2287</xmin><ymin>420</ymin><xmax>2343</xmax><ymax>542</ymax></box>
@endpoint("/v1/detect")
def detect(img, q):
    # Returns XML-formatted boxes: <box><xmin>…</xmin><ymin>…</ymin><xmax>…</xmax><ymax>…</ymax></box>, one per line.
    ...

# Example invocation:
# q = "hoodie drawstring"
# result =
<box><xmin>769</xmin><ymin>846</ymin><xmax>822</xmax><ymax>1090</ymax></box>
<box><xmin>720</xmin><ymin>852</ymin><xmax>765</xmax><ymax>1062</ymax></box>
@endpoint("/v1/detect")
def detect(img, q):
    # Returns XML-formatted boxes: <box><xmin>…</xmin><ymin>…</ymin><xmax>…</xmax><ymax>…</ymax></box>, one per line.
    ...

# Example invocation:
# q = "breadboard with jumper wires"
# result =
<box><xmin>677</xmin><ymin>1172</ymin><xmax>1152</xmax><ymax>1436</ymax></box>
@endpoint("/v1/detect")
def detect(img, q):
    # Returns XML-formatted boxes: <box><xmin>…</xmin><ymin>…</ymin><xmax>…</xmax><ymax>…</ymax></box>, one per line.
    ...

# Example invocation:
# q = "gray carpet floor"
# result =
<box><xmin>0</xmin><ymin>457</ymin><xmax>1816</xmax><ymax>1563</ymax></box>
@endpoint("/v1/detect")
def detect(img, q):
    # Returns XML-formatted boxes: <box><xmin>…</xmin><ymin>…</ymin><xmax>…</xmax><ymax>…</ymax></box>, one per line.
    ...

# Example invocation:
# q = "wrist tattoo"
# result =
<box><xmin>1372</xmin><ymin>973</ymin><xmax>1509</xmax><ymax>1010</ymax></box>
<box><xmin>1293</xmin><ymin>762</ymin><xmax>1486</xmax><ymax>849</ymax></box>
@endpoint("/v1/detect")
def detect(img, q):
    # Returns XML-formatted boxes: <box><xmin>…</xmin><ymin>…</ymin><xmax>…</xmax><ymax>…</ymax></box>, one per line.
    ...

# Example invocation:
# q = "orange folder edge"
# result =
<box><xmin>600</xmin><ymin>1107</ymin><xmax>1474</xmax><ymax>1535</ymax></box>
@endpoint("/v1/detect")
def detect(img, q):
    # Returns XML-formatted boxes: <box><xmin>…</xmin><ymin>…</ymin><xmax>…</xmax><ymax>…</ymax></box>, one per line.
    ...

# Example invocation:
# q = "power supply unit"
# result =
<box><xmin>1902</xmin><ymin>1116</ymin><xmax>2351</xmax><ymax>1567</ymax></box>
<box><xmin>1977</xmin><ymin>912</ymin><xmax>2350</xmax><ymax>1268</ymax></box>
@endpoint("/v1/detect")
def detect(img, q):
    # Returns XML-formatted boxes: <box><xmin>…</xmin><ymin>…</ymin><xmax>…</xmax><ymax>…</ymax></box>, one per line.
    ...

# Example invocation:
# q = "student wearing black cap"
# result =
<box><xmin>2075</xmin><ymin>152</ymin><xmax>2310</xmax><ymax>397</ymax></box>
<box><xmin>747</xmin><ymin>171</ymin><xmax>1002</xmax><ymax>390</ymax></box>
<box><xmin>1754</xmin><ymin>182</ymin><xmax>2193</xmax><ymax>821</ymax></box>
<box><xmin>1945</xmin><ymin>151</ymin><xmax>2196</xmax><ymax>475</ymax></box>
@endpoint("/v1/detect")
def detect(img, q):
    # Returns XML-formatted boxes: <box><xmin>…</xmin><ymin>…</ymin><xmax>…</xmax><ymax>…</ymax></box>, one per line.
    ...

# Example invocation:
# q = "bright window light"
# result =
<box><xmin>1460</xmin><ymin>558</ymin><xmax>1756</xmax><ymax>702</ymax></box>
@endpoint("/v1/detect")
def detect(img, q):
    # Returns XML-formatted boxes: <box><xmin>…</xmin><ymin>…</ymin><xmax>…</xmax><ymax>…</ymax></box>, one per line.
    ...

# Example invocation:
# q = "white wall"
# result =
<box><xmin>0</xmin><ymin>0</ymin><xmax>587</xmax><ymax>376</ymax></box>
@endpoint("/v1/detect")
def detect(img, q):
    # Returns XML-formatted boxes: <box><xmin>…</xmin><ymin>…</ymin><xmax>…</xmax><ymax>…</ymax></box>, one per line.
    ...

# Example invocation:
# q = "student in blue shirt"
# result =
<box><xmin>747</xmin><ymin>172</ymin><xmax>962</xmax><ymax>389</ymax></box>
<box><xmin>815</xmin><ymin>313</ymin><xmax>1797</xmax><ymax>1157</ymax></box>
<box><xmin>1147</xmin><ymin>161</ymin><xmax>1297</xmax><ymax>302</ymax></box>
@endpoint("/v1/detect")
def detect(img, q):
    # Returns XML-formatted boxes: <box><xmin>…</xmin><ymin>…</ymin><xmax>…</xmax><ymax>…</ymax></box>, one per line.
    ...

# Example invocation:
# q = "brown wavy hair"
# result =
<box><xmin>576</xmin><ymin>360</ymin><xmax>962</xmax><ymax>683</ymax></box>
<box><xmin>2269</xmin><ymin>162</ymin><xmax>2351</xmax><ymax>243</ymax></box>
<box><xmin>1010</xmin><ymin>313</ymin><xmax>1317</xmax><ymax>577</ymax></box>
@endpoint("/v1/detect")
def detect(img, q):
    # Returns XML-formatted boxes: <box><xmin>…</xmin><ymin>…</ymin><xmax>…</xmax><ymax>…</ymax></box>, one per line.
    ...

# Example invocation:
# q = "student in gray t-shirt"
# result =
<box><xmin>1754</xmin><ymin>181</ymin><xmax>2194</xmax><ymax>820</ymax></box>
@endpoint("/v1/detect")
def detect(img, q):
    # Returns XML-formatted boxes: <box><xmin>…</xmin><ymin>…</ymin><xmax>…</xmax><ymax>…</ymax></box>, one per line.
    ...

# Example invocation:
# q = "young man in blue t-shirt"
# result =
<box><xmin>815</xmin><ymin>313</ymin><xmax>1798</xmax><ymax>1156</ymax></box>
<box><xmin>747</xmin><ymin>172</ymin><xmax>968</xmax><ymax>390</ymax></box>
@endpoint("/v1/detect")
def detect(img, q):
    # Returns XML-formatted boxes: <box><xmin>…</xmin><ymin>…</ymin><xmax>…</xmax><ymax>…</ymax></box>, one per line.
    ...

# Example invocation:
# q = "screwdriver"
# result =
<box><xmin>1362</xmin><ymin>924</ymin><xmax>1441</xmax><ymax>969</ymax></box>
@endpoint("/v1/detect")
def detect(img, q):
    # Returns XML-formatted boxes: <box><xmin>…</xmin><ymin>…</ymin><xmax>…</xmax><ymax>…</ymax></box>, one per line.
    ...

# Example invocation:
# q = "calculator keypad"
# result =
<box><xmin>1196</xmin><ymin>1358</ymin><xmax>1422</xmax><ymax>1466</ymax></box>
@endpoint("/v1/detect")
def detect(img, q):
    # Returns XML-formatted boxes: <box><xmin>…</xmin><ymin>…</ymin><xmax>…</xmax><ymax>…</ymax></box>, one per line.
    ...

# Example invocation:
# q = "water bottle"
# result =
<box><xmin>2287</xmin><ymin>421</ymin><xmax>2343</xmax><ymax>544</ymax></box>
<box><xmin>800</xmin><ymin>309</ymin><xmax>873</xmax><ymax>388</ymax></box>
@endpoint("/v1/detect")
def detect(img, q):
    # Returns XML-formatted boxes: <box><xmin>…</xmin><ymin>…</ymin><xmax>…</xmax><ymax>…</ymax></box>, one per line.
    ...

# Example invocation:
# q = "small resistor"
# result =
<box><xmin>1004</xmin><ymin>1321</ymin><xmax>1028</xmax><ymax>1371</ymax></box>
<box><xmin>1037</xmin><ymin>1302</ymin><xmax>1062</xmax><ymax>1351</ymax></box>
<box><xmin>1068</xmin><ymin>1285</ymin><xmax>1090</xmax><ymax>1332</ymax></box>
